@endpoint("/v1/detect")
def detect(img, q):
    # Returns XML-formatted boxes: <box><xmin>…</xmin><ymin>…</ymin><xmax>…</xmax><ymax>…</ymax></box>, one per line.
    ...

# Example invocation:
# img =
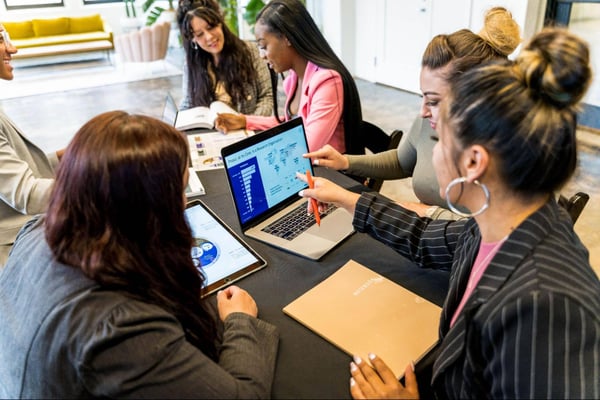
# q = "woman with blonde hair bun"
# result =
<box><xmin>301</xmin><ymin>26</ymin><xmax>598</xmax><ymax>399</ymax></box>
<box><xmin>305</xmin><ymin>7</ymin><xmax>521</xmax><ymax>220</ymax></box>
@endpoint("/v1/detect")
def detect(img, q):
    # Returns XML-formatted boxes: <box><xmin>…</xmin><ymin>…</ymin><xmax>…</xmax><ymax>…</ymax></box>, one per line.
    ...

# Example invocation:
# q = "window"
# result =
<box><xmin>4</xmin><ymin>0</ymin><xmax>64</xmax><ymax>9</ymax></box>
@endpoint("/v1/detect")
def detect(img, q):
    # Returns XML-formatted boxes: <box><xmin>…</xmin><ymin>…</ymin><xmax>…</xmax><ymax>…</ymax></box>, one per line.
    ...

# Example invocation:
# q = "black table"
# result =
<box><xmin>196</xmin><ymin>167</ymin><xmax>450</xmax><ymax>399</ymax></box>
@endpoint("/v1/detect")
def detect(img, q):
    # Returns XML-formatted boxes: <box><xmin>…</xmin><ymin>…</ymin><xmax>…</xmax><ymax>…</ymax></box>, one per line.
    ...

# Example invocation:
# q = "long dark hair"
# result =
<box><xmin>45</xmin><ymin>111</ymin><xmax>218</xmax><ymax>360</ymax></box>
<box><xmin>181</xmin><ymin>5</ymin><xmax>257</xmax><ymax>108</ymax></box>
<box><xmin>256</xmin><ymin>0</ymin><xmax>364</xmax><ymax>154</ymax></box>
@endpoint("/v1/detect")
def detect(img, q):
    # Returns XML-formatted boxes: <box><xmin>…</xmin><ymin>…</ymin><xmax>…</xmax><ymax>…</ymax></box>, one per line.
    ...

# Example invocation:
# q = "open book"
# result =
<box><xmin>283</xmin><ymin>260</ymin><xmax>441</xmax><ymax>378</ymax></box>
<box><xmin>175</xmin><ymin>101</ymin><xmax>238</xmax><ymax>131</ymax></box>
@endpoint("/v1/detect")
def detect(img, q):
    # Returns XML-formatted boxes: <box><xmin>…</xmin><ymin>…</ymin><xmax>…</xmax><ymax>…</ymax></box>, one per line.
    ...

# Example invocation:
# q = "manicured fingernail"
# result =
<box><xmin>313</xmin><ymin>159</ymin><xmax>319</xmax><ymax>165</ymax></box>
<box><xmin>350</xmin><ymin>377</ymin><xmax>356</xmax><ymax>386</ymax></box>
<box><xmin>368</xmin><ymin>353</ymin><xmax>376</xmax><ymax>361</ymax></box>
<box><xmin>298</xmin><ymin>190</ymin><xmax>304</xmax><ymax>197</ymax></box>
<box><xmin>353</xmin><ymin>355</ymin><xmax>362</xmax><ymax>365</ymax></box>
<box><xmin>350</xmin><ymin>362</ymin><xmax>357</xmax><ymax>372</ymax></box>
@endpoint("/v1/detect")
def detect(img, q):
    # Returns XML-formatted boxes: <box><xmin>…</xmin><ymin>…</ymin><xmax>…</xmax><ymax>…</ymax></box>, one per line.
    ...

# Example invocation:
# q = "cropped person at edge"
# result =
<box><xmin>305</xmin><ymin>7</ymin><xmax>521</xmax><ymax>220</ymax></box>
<box><xmin>0</xmin><ymin>111</ymin><xmax>279</xmax><ymax>398</ymax></box>
<box><xmin>300</xmin><ymin>27</ymin><xmax>599</xmax><ymax>399</ymax></box>
<box><xmin>0</xmin><ymin>23</ymin><xmax>64</xmax><ymax>267</ymax></box>
<box><xmin>214</xmin><ymin>0</ymin><xmax>365</xmax><ymax>155</ymax></box>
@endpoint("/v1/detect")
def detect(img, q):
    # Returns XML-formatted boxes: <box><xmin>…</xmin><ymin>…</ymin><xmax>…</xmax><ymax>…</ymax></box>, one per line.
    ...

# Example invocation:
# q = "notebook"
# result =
<box><xmin>184</xmin><ymin>199</ymin><xmax>267</xmax><ymax>297</ymax></box>
<box><xmin>283</xmin><ymin>259</ymin><xmax>441</xmax><ymax>378</ymax></box>
<box><xmin>221</xmin><ymin>117</ymin><xmax>355</xmax><ymax>260</ymax></box>
<box><xmin>161</xmin><ymin>92</ymin><xmax>238</xmax><ymax>131</ymax></box>
<box><xmin>162</xmin><ymin>93</ymin><xmax>253</xmax><ymax>171</ymax></box>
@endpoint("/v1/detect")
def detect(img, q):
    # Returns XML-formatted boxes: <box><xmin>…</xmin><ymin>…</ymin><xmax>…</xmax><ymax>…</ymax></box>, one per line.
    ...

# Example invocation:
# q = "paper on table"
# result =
<box><xmin>185</xmin><ymin>167</ymin><xmax>205</xmax><ymax>197</ymax></box>
<box><xmin>188</xmin><ymin>130</ymin><xmax>253</xmax><ymax>171</ymax></box>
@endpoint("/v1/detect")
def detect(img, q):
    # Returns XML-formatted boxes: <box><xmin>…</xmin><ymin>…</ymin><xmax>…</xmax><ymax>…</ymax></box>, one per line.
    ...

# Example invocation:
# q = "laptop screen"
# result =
<box><xmin>222</xmin><ymin>118</ymin><xmax>313</xmax><ymax>227</ymax></box>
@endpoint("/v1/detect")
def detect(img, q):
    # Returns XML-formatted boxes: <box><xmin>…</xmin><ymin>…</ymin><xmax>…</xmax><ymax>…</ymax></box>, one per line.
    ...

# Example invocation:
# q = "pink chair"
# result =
<box><xmin>114</xmin><ymin>21</ymin><xmax>170</xmax><ymax>63</ymax></box>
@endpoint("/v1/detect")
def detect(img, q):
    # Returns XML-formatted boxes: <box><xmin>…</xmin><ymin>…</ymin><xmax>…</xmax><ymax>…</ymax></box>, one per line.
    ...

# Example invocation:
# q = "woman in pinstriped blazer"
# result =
<box><xmin>299</xmin><ymin>27</ymin><xmax>599</xmax><ymax>399</ymax></box>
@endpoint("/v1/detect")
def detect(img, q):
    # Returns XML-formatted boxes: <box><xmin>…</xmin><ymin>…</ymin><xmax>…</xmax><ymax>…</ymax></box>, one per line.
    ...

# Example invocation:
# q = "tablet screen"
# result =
<box><xmin>184</xmin><ymin>200</ymin><xmax>267</xmax><ymax>297</ymax></box>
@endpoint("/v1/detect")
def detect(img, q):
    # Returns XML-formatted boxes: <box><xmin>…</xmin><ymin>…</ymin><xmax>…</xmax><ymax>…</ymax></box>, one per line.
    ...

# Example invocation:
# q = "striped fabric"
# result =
<box><xmin>354</xmin><ymin>192</ymin><xmax>600</xmax><ymax>399</ymax></box>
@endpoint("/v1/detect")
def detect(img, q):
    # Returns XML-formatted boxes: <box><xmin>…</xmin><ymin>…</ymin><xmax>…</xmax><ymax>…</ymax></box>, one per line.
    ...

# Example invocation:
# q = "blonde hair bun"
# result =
<box><xmin>478</xmin><ymin>7</ymin><xmax>521</xmax><ymax>56</ymax></box>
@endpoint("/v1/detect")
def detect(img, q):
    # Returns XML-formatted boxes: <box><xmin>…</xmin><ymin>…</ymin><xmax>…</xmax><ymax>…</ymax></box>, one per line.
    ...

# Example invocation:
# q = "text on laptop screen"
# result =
<box><xmin>223</xmin><ymin>122</ymin><xmax>312</xmax><ymax>225</ymax></box>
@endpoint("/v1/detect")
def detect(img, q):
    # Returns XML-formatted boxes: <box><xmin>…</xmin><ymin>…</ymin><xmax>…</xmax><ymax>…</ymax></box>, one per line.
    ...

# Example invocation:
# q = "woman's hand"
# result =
<box><xmin>215</xmin><ymin>113</ymin><xmax>247</xmax><ymax>133</ymax></box>
<box><xmin>304</xmin><ymin>144</ymin><xmax>350</xmax><ymax>170</ymax></box>
<box><xmin>350</xmin><ymin>354</ymin><xmax>419</xmax><ymax>399</ymax></box>
<box><xmin>296</xmin><ymin>172</ymin><xmax>360</xmax><ymax>215</ymax></box>
<box><xmin>217</xmin><ymin>285</ymin><xmax>258</xmax><ymax>321</ymax></box>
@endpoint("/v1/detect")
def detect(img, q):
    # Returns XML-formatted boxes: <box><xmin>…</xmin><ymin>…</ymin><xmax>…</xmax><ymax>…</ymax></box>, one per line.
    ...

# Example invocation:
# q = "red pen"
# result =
<box><xmin>306</xmin><ymin>170</ymin><xmax>321</xmax><ymax>226</ymax></box>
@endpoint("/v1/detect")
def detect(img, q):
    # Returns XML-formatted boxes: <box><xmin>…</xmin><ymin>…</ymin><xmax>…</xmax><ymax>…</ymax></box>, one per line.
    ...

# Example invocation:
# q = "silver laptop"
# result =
<box><xmin>221</xmin><ymin>118</ymin><xmax>355</xmax><ymax>260</ymax></box>
<box><xmin>161</xmin><ymin>92</ymin><xmax>179</xmax><ymax>126</ymax></box>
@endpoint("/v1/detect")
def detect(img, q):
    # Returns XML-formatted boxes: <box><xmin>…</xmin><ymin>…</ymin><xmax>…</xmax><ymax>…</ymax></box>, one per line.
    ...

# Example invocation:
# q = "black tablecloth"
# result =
<box><xmin>196</xmin><ymin>167</ymin><xmax>450</xmax><ymax>399</ymax></box>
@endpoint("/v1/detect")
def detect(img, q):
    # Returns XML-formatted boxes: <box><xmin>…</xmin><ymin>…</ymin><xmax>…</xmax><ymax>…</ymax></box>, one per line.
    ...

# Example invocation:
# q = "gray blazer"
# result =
<box><xmin>354</xmin><ymin>192</ymin><xmax>600</xmax><ymax>398</ymax></box>
<box><xmin>0</xmin><ymin>111</ymin><xmax>57</xmax><ymax>264</ymax></box>
<box><xmin>346</xmin><ymin>118</ymin><xmax>460</xmax><ymax>219</ymax></box>
<box><xmin>0</xmin><ymin>217</ymin><xmax>280</xmax><ymax>398</ymax></box>
<box><xmin>180</xmin><ymin>41</ymin><xmax>273</xmax><ymax>116</ymax></box>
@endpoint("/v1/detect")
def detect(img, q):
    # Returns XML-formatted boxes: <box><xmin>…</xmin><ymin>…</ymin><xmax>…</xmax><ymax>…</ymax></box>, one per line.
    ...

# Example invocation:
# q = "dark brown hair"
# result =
<box><xmin>256</xmin><ymin>0</ymin><xmax>364</xmax><ymax>154</ymax></box>
<box><xmin>181</xmin><ymin>4</ymin><xmax>258</xmax><ymax>109</ymax></box>
<box><xmin>45</xmin><ymin>111</ymin><xmax>218</xmax><ymax>359</ymax></box>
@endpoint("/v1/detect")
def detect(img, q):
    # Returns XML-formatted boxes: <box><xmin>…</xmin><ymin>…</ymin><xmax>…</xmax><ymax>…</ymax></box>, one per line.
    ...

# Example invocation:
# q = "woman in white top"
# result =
<box><xmin>0</xmin><ymin>24</ymin><xmax>63</xmax><ymax>266</ymax></box>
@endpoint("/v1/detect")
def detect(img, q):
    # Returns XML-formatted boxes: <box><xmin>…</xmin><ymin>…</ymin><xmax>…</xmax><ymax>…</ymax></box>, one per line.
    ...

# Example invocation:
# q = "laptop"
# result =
<box><xmin>221</xmin><ymin>118</ymin><xmax>355</xmax><ymax>260</ymax></box>
<box><xmin>161</xmin><ymin>92</ymin><xmax>179</xmax><ymax>126</ymax></box>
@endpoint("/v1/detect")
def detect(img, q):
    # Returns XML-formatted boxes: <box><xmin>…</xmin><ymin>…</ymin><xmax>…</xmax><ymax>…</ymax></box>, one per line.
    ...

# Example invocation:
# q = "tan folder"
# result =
<box><xmin>283</xmin><ymin>259</ymin><xmax>441</xmax><ymax>378</ymax></box>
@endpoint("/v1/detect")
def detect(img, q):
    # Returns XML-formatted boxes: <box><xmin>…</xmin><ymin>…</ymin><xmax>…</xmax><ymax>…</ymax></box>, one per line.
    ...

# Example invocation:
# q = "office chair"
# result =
<box><xmin>361</xmin><ymin>121</ymin><xmax>403</xmax><ymax>192</ymax></box>
<box><xmin>558</xmin><ymin>191</ymin><xmax>589</xmax><ymax>224</ymax></box>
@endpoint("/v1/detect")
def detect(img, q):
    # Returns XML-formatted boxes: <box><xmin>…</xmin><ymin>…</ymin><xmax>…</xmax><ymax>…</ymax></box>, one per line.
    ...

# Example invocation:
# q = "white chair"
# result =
<box><xmin>114</xmin><ymin>21</ymin><xmax>170</xmax><ymax>63</ymax></box>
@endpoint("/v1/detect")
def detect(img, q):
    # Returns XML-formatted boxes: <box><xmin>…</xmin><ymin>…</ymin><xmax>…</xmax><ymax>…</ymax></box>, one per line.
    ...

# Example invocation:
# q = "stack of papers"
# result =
<box><xmin>187</xmin><ymin>130</ymin><xmax>252</xmax><ymax>171</ymax></box>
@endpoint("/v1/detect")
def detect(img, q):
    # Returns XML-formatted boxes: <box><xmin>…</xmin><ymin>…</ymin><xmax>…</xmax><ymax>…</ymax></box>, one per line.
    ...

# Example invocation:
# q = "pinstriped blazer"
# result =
<box><xmin>354</xmin><ymin>192</ymin><xmax>600</xmax><ymax>399</ymax></box>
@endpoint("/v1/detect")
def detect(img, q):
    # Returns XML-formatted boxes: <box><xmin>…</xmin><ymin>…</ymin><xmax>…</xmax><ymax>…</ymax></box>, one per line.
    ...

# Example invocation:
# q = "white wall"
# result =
<box><xmin>315</xmin><ymin>0</ymin><xmax>540</xmax><ymax>77</ymax></box>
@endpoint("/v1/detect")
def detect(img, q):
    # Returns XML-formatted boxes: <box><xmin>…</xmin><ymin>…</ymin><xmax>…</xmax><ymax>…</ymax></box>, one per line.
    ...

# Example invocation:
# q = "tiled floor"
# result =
<box><xmin>2</xmin><ymin>51</ymin><xmax>598</xmax><ymax>274</ymax></box>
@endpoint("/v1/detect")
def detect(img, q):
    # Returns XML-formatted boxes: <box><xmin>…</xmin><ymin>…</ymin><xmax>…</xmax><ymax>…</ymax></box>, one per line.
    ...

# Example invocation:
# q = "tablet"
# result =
<box><xmin>184</xmin><ymin>199</ymin><xmax>267</xmax><ymax>297</ymax></box>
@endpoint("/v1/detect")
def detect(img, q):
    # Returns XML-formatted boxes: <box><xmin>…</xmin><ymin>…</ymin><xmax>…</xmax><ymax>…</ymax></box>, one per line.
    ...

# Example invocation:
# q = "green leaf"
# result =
<box><xmin>141</xmin><ymin>0</ymin><xmax>154</xmax><ymax>13</ymax></box>
<box><xmin>242</xmin><ymin>0</ymin><xmax>264</xmax><ymax>33</ymax></box>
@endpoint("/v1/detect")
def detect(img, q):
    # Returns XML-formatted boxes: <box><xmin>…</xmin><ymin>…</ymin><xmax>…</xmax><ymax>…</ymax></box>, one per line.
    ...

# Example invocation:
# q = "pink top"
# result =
<box><xmin>245</xmin><ymin>61</ymin><xmax>346</xmax><ymax>153</ymax></box>
<box><xmin>450</xmin><ymin>239</ymin><xmax>506</xmax><ymax>328</ymax></box>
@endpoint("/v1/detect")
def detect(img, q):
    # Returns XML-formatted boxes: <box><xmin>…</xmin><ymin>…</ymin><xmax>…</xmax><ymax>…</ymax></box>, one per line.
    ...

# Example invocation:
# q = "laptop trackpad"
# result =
<box><xmin>306</xmin><ymin>210</ymin><xmax>354</xmax><ymax>239</ymax></box>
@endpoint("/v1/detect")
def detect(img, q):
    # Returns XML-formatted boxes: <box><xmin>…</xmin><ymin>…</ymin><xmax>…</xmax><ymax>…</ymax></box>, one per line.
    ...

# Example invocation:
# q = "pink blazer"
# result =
<box><xmin>245</xmin><ymin>61</ymin><xmax>345</xmax><ymax>153</ymax></box>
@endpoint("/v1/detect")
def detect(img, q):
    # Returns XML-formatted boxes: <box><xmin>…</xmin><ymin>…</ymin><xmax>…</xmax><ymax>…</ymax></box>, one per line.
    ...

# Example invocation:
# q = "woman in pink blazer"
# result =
<box><xmin>215</xmin><ymin>0</ymin><xmax>364</xmax><ymax>155</ymax></box>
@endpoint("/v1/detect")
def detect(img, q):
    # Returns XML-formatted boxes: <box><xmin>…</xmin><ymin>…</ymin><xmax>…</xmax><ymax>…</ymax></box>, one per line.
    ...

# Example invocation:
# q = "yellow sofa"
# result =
<box><xmin>4</xmin><ymin>14</ymin><xmax>113</xmax><ymax>60</ymax></box>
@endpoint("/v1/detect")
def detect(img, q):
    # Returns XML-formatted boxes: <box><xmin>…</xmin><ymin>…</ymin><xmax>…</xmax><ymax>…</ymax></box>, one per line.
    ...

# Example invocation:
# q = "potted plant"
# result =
<box><xmin>242</xmin><ymin>0</ymin><xmax>265</xmax><ymax>33</ymax></box>
<box><xmin>122</xmin><ymin>0</ymin><xmax>142</xmax><ymax>32</ymax></box>
<box><xmin>142</xmin><ymin>0</ymin><xmax>176</xmax><ymax>26</ymax></box>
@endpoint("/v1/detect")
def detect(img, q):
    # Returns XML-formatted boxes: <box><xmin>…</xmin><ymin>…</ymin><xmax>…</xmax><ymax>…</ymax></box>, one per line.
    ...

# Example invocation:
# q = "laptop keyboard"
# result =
<box><xmin>262</xmin><ymin>202</ymin><xmax>337</xmax><ymax>241</ymax></box>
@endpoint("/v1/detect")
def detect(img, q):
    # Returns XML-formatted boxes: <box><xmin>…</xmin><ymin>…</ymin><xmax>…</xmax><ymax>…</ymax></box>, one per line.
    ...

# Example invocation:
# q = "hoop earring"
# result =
<box><xmin>444</xmin><ymin>177</ymin><xmax>490</xmax><ymax>218</ymax></box>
